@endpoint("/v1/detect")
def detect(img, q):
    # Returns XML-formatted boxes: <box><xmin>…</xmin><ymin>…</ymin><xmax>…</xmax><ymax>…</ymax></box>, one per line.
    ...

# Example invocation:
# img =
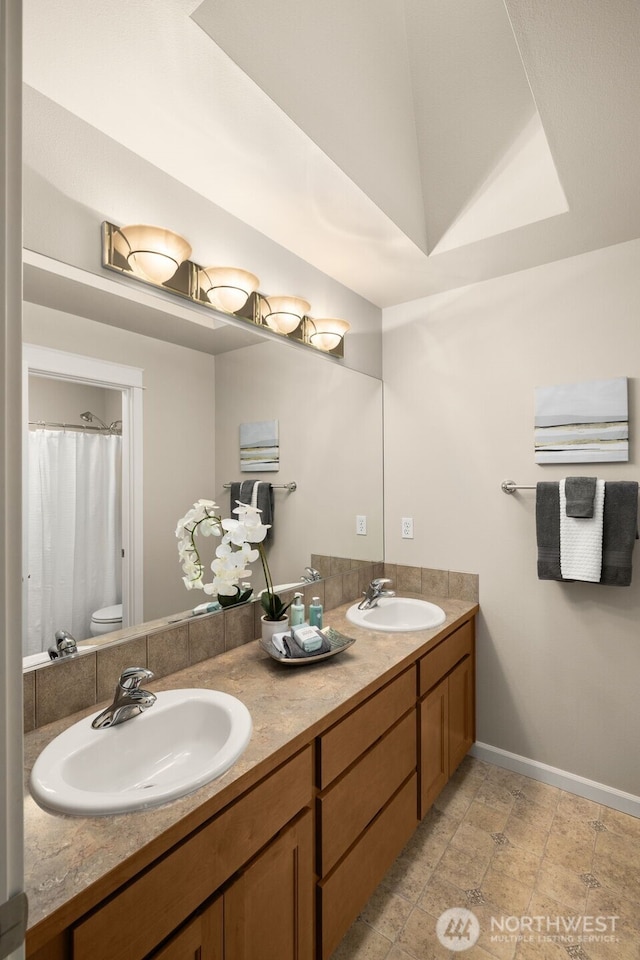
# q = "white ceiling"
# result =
<box><xmin>23</xmin><ymin>0</ymin><xmax>640</xmax><ymax>308</ymax></box>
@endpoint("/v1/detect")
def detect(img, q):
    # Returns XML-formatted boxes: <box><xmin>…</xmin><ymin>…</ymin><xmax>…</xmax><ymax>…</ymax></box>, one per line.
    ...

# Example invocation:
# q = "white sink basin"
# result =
<box><xmin>30</xmin><ymin>689</ymin><xmax>252</xmax><ymax>817</ymax></box>
<box><xmin>346</xmin><ymin>597</ymin><xmax>446</xmax><ymax>633</ymax></box>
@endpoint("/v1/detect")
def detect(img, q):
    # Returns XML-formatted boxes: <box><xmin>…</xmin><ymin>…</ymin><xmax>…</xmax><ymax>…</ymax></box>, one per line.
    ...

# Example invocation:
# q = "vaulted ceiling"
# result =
<box><xmin>23</xmin><ymin>0</ymin><xmax>640</xmax><ymax>307</ymax></box>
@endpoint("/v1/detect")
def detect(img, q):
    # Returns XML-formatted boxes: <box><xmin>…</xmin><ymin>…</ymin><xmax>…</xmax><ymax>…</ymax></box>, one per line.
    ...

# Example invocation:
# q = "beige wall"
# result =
<box><xmin>23</xmin><ymin>301</ymin><xmax>217</xmax><ymax>623</ymax></box>
<box><xmin>383</xmin><ymin>236</ymin><xmax>640</xmax><ymax>796</ymax></box>
<box><xmin>23</xmin><ymin>87</ymin><xmax>383</xmax><ymax>380</ymax></box>
<box><xmin>214</xmin><ymin>339</ymin><xmax>384</xmax><ymax>590</ymax></box>
<box><xmin>28</xmin><ymin>376</ymin><xmax>119</xmax><ymax>426</ymax></box>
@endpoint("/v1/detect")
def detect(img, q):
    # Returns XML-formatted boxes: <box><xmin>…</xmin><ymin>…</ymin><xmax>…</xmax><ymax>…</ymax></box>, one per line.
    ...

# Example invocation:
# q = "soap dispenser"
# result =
<box><xmin>290</xmin><ymin>592</ymin><xmax>305</xmax><ymax>626</ymax></box>
<box><xmin>309</xmin><ymin>596</ymin><xmax>323</xmax><ymax>628</ymax></box>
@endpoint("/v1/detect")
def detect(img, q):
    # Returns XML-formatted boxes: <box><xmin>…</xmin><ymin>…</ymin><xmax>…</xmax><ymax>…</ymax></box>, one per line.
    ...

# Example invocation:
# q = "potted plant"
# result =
<box><xmin>257</xmin><ymin>542</ymin><xmax>293</xmax><ymax>640</ymax></box>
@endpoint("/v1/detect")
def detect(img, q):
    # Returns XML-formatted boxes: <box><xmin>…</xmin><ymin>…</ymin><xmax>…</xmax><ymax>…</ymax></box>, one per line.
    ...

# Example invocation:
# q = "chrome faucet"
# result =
<box><xmin>48</xmin><ymin>629</ymin><xmax>78</xmax><ymax>660</ymax></box>
<box><xmin>92</xmin><ymin>666</ymin><xmax>157</xmax><ymax>729</ymax></box>
<box><xmin>358</xmin><ymin>578</ymin><xmax>396</xmax><ymax>610</ymax></box>
<box><xmin>301</xmin><ymin>566</ymin><xmax>322</xmax><ymax>582</ymax></box>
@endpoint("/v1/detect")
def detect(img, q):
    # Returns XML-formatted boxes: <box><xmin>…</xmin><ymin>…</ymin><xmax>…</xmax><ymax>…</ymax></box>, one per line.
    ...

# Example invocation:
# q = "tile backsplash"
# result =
<box><xmin>23</xmin><ymin>558</ymin><xmax>478</xmax><ymax>731</ymax></box>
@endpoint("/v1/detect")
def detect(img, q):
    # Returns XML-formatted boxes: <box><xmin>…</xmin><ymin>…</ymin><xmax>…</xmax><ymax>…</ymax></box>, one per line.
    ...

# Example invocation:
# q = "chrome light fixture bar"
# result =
<box><xmin>102</xmin><ymin>221</ymin><xmax>349</xmax><ymax>358</ymax></box>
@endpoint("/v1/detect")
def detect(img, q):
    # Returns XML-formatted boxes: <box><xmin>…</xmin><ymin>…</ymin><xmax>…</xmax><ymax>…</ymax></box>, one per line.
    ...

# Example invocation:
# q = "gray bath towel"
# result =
<box><xmin>230</xmin><ymin>480</ymin><xmax>274</xmax><ymax>542</ymax></box>
<box><xmin>565</xmin><ymin>476</ymin><xmax>597</xmax><ymax>518</ymax></box>
<box><xmin>601</xmin><ymin>481</ymin><xmax>639</xmax><ymax>586</ymax></box>
<box><xmin>536</xmin><ymin>482</ymin><xmax>564</xmax><ymax>581</ymax></box>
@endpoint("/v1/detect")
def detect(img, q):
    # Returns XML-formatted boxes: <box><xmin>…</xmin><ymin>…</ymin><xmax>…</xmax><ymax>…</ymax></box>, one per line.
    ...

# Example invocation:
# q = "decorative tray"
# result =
<box><xmin>260</xmin><ymin>626</ymin><xmax>356</xmax><ymax>665</ymax></box>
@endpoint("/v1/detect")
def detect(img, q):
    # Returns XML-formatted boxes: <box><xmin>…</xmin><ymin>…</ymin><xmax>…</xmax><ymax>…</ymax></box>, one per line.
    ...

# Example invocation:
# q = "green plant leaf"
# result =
<box><xmin>261</xmin><ymin>591</ymin><xmax>293</xmax><ymax>621</ymax></box>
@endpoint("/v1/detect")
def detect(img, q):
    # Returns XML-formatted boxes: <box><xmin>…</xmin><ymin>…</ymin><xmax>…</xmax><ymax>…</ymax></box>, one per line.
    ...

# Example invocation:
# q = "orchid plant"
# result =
<box><xmin>175</xmin><ymin>499</ymin><xmax>292</xmax><ymax>621</ymax></box>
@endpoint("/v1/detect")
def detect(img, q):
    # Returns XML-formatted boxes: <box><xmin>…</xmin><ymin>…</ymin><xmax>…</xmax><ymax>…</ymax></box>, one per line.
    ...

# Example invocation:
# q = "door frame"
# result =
<box><xmin>1</xmin><ymin>0</ymin><xmax>25</xmax><ymax>956</ymax></box>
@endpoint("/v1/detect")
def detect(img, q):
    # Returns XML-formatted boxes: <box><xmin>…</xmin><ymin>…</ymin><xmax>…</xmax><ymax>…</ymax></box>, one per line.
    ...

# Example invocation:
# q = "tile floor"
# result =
<box><xmin>331</xmin><ymin>757</ymin><xmax>640</xmax><ymax>960</ymax></box>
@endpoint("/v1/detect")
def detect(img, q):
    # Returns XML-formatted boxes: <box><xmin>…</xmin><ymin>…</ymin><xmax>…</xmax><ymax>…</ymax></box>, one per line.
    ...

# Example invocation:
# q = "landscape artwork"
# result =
<box><xmin>240</xmin><ymin>419</ymin><xmax>280</xmax><ymax>472</ymax></box>
<box><xmin>534</xmin><ymin>377</ymin><xmax>628</xmax><ymax>463</ymax></box>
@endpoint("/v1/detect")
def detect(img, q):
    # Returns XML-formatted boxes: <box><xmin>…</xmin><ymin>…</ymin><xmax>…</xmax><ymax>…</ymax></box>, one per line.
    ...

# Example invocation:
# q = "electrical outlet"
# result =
<box><xmin>401</xmin><ymin>517</ymin><xmax>414</xmax><ymax>539</ymax></box>
<box><xmin>356</xmin><ymin>515</ymin><xmax>367</xmax><ymax>536</ymax></box>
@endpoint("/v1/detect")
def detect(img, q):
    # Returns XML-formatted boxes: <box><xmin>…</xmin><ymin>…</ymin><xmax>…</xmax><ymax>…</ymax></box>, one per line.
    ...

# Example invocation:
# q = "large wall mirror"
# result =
<box><xmin>22</xmin><ymin>269</ymin><xmax>384</xmax><ymax>669</ymax></box>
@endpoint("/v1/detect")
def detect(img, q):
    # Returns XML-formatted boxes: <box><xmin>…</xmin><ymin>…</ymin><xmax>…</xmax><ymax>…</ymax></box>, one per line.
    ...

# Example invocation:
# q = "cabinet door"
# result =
<box><xmin>420</xmin><ymin>675</ymin><xmax>449</xmax><ymax>815</ymax></box>
<box><xmin>448</xmin><ymin>655</ymin><xmax>474</xmax><ymax>775</ymax></box>
<box><xmin>224</xmin><ymin>810</ymin><xmax>314</xmax><ymax>960</ymax></box>
<box><xmin>150</xmin><ymin>899</ymin><xmax>223</xmax><ymax>960</ymax></box>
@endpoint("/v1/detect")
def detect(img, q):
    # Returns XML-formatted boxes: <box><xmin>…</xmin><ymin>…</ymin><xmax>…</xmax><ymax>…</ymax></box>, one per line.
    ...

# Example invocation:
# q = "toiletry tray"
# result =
<box><xmin>260</xmin><ymin>626</ymin><xmax>356</xmax><ymax>665</ymax></box>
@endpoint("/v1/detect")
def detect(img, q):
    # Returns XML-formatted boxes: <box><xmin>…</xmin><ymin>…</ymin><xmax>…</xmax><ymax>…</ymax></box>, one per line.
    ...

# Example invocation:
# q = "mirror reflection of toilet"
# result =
<box><xmin>90</xmin><ymin>604</ymin><xmax>123</xmax><ymax>636</ymax></box>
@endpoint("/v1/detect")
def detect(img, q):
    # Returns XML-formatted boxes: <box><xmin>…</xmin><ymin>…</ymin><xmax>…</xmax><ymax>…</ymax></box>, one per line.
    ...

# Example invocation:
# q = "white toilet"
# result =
<box><xmin>90</xmin><ymin>603</ymin><xmax>123</xmax><ymax>636</ymax></box>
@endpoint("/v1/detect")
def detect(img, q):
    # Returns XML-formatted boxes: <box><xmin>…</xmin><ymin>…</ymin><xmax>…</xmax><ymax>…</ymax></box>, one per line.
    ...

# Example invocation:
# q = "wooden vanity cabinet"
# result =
<box><xmin>29</xmin><ymin>746</ymin><xmax>314</xmax><ymax>960</ymax></box>
<box><xmin>316</xmin><ymin>667</ymin><xmax>419</xmax><ymax>960</ymax></box>
<box><xmin>27</xmin><ymin>611</ymin><xmax>477</xmax><ymax>960</ymax></box>
<box><xmin>224</xmin><ymin>809</ymin><xmax>314</xmax><ymax>960</ymax></box>
<box><xmin>149</xmin><ymin>898</ymin><xmax>223</xmax><ymax>960</ymax></box>
<box><xmin>419</xmin><ymin>619</ymin><xmax>475</xmax><ymax>815</ymax></box>
<box><xmin>146</xmin><ymin>810</ymin><xmax>313</xmax><ymax>960</ymax></box>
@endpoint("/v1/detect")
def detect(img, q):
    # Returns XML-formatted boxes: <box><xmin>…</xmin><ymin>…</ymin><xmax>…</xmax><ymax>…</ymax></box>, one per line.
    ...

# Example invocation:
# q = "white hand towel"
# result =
<box><xmin>560</xmin><ymin>478</ymin><xmax>605</xmax><ymax>582</ymax></box>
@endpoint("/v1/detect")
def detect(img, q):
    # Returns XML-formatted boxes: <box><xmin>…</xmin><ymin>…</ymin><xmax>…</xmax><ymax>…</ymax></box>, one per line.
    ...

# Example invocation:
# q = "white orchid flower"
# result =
<box><xmin>222</xmin><ymin>512</ymin><xmax>269</xmax><ymax>544</ymax></box>
<box><xmin>177</xmin><ymin>497</ymin><xmax>274</xmax><ymax>601</ymax></box>
<box><xmin>195</xmin><ymin>498</ymin><xmax>218</xmax><ymax>510</ymax></box>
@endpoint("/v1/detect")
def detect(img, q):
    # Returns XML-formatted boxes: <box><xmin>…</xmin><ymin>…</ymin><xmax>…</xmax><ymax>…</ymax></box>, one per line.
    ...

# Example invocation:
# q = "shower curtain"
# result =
<box><xmin>26</xmin><ymin>429</ymin><xmax>122</xmax><ymax>655</ymax></box>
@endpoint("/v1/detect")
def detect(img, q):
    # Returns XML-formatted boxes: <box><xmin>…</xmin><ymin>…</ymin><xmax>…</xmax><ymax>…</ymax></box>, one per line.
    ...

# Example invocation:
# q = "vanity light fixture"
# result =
<box><xmin>102</xmin><ymin>221</ymin><xmax>348</xmax><ymax>358</ymax></box>
<box><xmin>305</xmin><ymin>318</ymin><xmax>351</xmax><ymax>352</ymax></box>
<box><xmin>260</xmin><ymin>296</ymin><xmax>311</xmax><ymax>335</ymax></box>
<box><xmin>116</xmin><ymin>224</ymin><xmax>192</xmax><ymax>284</ymax></box>
<box><xmin>198</xmin><ymin>266</ymin><xmax>260</xmax><ymax>313</ymax></box>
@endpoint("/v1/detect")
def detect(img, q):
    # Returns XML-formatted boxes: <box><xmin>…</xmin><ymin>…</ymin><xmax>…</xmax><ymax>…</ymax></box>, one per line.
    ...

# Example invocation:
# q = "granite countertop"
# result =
<box><xmin>24</xmin><ymin>595</ymin><xmax>477</xmax><ymax>936</ymax></box>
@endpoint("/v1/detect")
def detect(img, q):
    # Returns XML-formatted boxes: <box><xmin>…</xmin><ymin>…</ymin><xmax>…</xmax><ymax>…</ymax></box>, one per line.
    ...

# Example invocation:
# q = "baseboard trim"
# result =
<box><xmin>470</xmin><ymin>742</ymin><xmax>640</xmax><ymax>818</ymax></box>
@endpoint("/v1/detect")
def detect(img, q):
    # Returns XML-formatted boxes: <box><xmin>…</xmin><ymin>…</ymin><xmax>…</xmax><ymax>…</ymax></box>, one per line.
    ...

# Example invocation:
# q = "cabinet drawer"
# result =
<box><xmin>318</xmin><ymin>710</ymin><xmax>416</xmax><ymax>875</ymax></box>
<box><xmin>419</xmin><ymin>620</ymin><xmax>473</xmax><ymax>697</ymax></box>
<box><xmin>73</xmin><ymin>746</ymin><xmax>313</xmax><ymax>960</ymax></box>
<box><xmin>318</xmin><ymin>667</ymin><xmax>416</xmax><ymax>789</ymax></box>
<box><xmin>318</xmin><ymin>774</ymin><xmax>418</xmax><ymax>960</ymax></box>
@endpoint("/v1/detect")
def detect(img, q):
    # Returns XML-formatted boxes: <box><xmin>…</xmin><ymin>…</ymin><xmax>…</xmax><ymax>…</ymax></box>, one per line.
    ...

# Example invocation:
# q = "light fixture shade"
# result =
<box><xmin>261</xmin><ymin>296</ymin><xmax>311</xmax><ymax>334</ymax></box>
<box><xmin>308</xmin><ymin>318</ymin><xmax>350</xmax><ymax>351</ymax></box>
<box><xmin>198</xmin><ymin>267</ymin><xmax>260</xmax><ymax>313</ymax></box>
<box><xmin>120</xmin><ymin>224</ymin><xmax>192</xmax><ymax>284</ymax></box>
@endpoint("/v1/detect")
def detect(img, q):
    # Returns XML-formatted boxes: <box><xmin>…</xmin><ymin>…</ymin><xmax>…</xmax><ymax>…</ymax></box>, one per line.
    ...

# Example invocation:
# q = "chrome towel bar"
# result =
<box><xmin>501</xmin><ymin>480</ymin><xmax>536</xmax><ymax>494</ymax></box>
<box><xmin>223</xmin><ymin>481</ymin><xmax>297</xmax><ymax>491</ymax></box>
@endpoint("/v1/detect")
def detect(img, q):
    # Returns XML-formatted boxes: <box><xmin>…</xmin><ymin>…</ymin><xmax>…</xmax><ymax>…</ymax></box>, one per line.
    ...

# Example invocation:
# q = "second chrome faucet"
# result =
<box><xmin>358</xmin><ymin>578</ymin><xmax>396</xmax><ymax>610</ymax></box>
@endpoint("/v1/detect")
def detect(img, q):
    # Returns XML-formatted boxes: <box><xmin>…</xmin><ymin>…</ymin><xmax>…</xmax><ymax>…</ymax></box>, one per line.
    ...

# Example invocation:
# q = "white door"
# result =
<box><xmin>0</xmin><ymin>1</ymin><xmax>26</xmax><ymax>958</ymax></box>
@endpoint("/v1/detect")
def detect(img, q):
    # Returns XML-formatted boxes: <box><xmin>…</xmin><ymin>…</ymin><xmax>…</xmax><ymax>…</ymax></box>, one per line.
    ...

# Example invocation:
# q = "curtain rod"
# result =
<box><xmin>29</xmin><ymin>420</ymin><xmax>122</xmax><ymax>435</ymax></box>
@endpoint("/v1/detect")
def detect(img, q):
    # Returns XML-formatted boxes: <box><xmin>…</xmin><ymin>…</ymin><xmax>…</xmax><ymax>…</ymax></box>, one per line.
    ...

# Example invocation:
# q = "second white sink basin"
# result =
<box><xmin>30</xmin><ymin>689</ymin><xmax>252</xmax><ymax>817</ymax></box>
<box><xmin>346</xmin><ymin>597</ymin><xmax>446</xmax><ymax>633</ymax></box>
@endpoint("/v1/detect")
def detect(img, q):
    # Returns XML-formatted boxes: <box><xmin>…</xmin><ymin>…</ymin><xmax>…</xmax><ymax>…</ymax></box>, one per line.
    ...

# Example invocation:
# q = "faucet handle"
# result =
<box><xmin>119</xmin><ymin>666</ymin><xmax>154</xmax><ymax>691</ymax></box>
<box><xmin>371</xmin><ymin>578</ymin><xmax>392</xmax><ymax>588</ymax></box>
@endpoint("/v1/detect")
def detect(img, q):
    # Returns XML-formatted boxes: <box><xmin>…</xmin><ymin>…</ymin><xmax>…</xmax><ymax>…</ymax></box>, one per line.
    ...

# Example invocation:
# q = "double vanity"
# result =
<box><xmin>24</xmin><ymin>593</ymin><xmax>477</xmax><ymax>960</ymax></box>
